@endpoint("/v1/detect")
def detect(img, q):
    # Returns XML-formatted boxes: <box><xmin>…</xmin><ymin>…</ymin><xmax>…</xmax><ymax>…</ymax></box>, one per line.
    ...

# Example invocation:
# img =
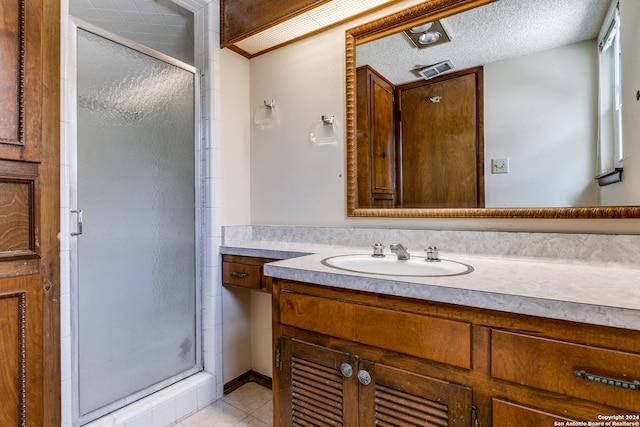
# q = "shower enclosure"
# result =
<box><xmin>71</xmin><ymin>23</ymin><xmax>201</xmax><ymax>424</ymax></box>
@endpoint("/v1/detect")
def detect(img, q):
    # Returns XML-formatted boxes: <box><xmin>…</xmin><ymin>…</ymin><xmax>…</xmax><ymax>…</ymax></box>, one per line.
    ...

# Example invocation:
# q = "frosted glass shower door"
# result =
<box><xmin>75</xmin><ymin>28</ymin><xmax>199</xmax><ymax>419</ymax></box>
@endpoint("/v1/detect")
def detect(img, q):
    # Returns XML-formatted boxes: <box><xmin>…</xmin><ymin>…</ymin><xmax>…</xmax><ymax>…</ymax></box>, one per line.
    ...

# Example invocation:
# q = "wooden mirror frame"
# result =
<box><xmin>346</xmin><ymin>0</ymin><xmax>640</xmax><ymax>219</ymax></box>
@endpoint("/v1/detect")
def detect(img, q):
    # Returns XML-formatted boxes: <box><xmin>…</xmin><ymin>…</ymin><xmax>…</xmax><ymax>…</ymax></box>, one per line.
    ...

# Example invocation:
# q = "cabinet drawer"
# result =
<box><xmin>280</xmin><ymin>291</ymin><xmax>471</xmax><ymax>369</ymax></box>
<box><xmin>491</xmin><ymin>330</ymin><xmax>640</xmax><ymax>411</ymax></box>
<box><xmin>222</xmin><ymin>261</ymin><xmax>262</xmax><ymax>290</ymax></box>
<box><xmin>492</xmin><ymin>399</ymin><xmax>575</xmax><ymax>425</ymax></box>
<box><xmin>222</xmin><ymin>255</ymin><xmax>278</xmax><ymax>292</ymax></box>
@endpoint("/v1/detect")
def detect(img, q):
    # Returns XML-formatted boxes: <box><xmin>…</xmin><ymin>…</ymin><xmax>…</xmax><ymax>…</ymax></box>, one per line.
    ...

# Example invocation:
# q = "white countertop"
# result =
<box><xmin>220</xmin><ymin>243</ymin><xmax>640</xmax><ymax>330</ymax></box>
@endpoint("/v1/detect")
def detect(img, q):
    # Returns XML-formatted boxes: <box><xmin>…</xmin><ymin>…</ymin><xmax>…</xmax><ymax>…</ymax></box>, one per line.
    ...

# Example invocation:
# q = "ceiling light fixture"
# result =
<box><xmin>403</xmin><ymin>20</ymin><xmax>450</xmax><ymax>49</ymax></box>
<box><xmin>409</xmin><ymin>22</ymin><xmax>433</xmax><ymax>33</ymax></box>
<box><xmin>418</xmin><ymin>31</ymin><xmax>441</xmax><ymax>45</ymax></box>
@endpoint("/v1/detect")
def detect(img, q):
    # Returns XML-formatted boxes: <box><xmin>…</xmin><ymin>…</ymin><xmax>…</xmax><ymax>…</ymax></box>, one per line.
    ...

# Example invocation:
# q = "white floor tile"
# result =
<box><xmin>175</xmin><ymin>383</ymin><xmax>272</xmax><ymax>427</ymax></box>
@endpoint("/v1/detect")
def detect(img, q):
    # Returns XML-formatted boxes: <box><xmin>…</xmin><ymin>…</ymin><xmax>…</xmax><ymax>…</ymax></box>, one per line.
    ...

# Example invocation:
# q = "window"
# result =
<box><xmin>596</xmin><ymin>0</ymin><xmax>623</xmax><ymax>186</ymax></box>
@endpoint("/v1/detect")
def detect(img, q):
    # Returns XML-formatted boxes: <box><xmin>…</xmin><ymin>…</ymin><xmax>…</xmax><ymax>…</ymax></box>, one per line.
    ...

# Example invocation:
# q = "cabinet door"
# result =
<box><xmin>355</xmin><ymin>66</ymin><xmax>396</xmax><ymax>208</ymax></box>
<box><xmin>278</xmin><ymin>337</ymin><xmax>473</xmax><ymax>426</ymax></box>
<box><xmin>279</xmin><ymin>337</ymin><xmax>359</xmax><ymax>426</ymax></box>
<box><xmin>369</xmin><ymin>71</ymin><xmax>395</xmax><ymax>203</ymax></box>
<box><xmin>396</xmin><ymin>69</ymin><xmax>484</xmax><ymax>208</ymax></box>
<box><xmin>0</xmin><ymin>0</ymin><xmax>59</xmax><ymax>425</ymax></box>
<box><xmin>358</xmin><ymin>360</ymin><xmax>473</xmax><ymax>426</ymax></box>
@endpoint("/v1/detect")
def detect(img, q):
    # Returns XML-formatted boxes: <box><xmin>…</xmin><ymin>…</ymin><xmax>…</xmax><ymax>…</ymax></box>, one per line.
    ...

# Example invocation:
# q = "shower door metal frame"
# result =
<box><xmin>68</xmin><ymin>18</ymin><xmax>203</xmax><ymax>426</ymax></box>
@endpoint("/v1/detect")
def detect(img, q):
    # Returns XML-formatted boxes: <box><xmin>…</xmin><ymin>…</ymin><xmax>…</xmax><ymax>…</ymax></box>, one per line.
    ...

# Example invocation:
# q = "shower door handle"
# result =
<box><xmin>71</xmin><ymin>209</ymin><xmax>83</xmax><ymax>236</ymax></box>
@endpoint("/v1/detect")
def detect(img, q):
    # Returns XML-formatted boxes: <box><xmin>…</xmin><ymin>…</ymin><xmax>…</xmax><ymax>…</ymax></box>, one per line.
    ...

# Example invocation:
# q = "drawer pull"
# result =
<box><xmin>231</xmin><ymin>272</ymin><xmax>248</xmax><ymax>278</ymax></box>
<box><xmin>573</xmin><ymin>370</ymin><xmax>640</xmax><ymax>391</ymax></box>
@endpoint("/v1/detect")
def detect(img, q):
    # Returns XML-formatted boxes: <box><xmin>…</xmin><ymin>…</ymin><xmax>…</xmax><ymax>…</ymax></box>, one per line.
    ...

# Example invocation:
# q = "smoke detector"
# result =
<box><xmin>417</xmin><ymin>60</ymin><xmax>455</xmax><ymax>80</ymax></box>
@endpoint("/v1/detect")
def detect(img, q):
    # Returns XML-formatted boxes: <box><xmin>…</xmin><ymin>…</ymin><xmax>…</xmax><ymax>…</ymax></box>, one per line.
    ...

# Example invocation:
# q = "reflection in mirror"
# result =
<box><xmin>346</xmin><ymin>0</ymin><xmax>640</xmax><ymax>218</ymax></box>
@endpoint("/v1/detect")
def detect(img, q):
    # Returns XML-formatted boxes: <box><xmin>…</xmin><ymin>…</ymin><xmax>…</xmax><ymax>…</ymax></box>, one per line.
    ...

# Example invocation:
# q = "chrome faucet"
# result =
<box><xmin>426</xmin><ymin>246</ymin><xmax>440</xmax><ymax>262</ymax></box>
<box><xmin>390</xmin><ymin>244</ymin><xmax>410</xmax><ymax>260</ymax></box>
<box><xmin>371</xmin><ymin>243</ymin><xmax>385</xmax><ymax>257</ymax></box>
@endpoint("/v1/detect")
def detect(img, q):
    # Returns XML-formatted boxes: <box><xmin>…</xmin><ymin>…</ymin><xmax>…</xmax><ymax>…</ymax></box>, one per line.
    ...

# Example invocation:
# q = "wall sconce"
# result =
<box><xmin>309</xmin><ymin>115</ymin><xmax>338</xmax><ymax>145</ymax></box>
<box><xmin>254</xmin><ymin>99</ymin><xmax>276</xmax><ymax>128</ymax></box>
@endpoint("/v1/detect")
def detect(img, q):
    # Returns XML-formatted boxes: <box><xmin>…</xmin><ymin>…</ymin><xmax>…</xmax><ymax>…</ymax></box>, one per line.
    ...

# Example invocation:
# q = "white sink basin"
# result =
<box><xmin>322</xmin><ymin>254</ymin><xmax>473</xmax><ymax>277</ymax></box>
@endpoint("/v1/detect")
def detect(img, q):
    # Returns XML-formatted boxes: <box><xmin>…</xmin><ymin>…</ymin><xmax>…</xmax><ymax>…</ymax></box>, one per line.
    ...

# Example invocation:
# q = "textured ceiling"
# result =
<box><xmin>357</xmin><ymin>0</ymin><xmax>610</xmax><ymax>85</ymax></box>
<box><xmin>69</xmin><ymin>0</ymin><xmax>194</xmax><ymax>64</ymax></box>
<box><xmin>69</xmin><ymin>0</ymin><xmax>610</xmax><ymax>76</ymax></box>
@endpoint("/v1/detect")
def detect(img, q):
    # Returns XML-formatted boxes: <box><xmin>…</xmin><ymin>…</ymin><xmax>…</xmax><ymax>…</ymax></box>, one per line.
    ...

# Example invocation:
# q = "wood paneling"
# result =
<box><xmin>0</xmin><ymin>160</ymin><xmax>38</xmax><ymax>259</ymax></box>
<box><xmin>0</xmin><ymin>275</ymin><xmax>43</xmax><ymax>427</ymax></box>
<box><xmin>0</xmin><ymin>0</ymin><xmax>42</xmax><ymax>162</ymax></box>
<box><xmin>221</xmin><ymin>0</ymin><xmax>329</xmax><ymax>46</ymax></box>
<box><xmin>0</xmin><ymin>180</ymin><xmax>33</xmax><ymax>255</ymax></box>
<box><xmin>0</xmin><ymin>0</ymin><xmax>60</xmax><ymax>424</ymax></box>
<box><xmin>0</xmin><ymin>291</ymin><xmax>24</xmax><ymax>426</ymax></box>
<box><xmin>280</xmin><ymin>291</ymin><xmax>357</xmax><ymax>340</ymax></box>
<box><xmin>0</xmin><ymin>0</ymin><xmax>22</xmax><ymax>145</ymax></box>
<box><xmin>279</xmin><ymin>291</ymin><xmax>471</xmax><ymax>368</ymax></box>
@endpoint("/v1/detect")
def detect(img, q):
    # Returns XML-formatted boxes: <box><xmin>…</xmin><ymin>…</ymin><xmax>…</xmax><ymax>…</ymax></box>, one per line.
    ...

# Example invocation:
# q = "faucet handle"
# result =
<box><xmin>426</xmin><ymin>246</ymin><xmax>440</xmax><ymax>262</ymax></box>
<box><xmin>371</xmin><ymin>243</ymin><xmax>385</xmax><ymax>257</ymax></box>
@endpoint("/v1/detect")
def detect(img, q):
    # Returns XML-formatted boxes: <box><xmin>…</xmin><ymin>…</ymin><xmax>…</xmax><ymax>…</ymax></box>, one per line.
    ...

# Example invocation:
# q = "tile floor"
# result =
<box><xmin>173</xmin><ymin>382</ymin><xmax>273</xmax><ymax>427</ymax></box>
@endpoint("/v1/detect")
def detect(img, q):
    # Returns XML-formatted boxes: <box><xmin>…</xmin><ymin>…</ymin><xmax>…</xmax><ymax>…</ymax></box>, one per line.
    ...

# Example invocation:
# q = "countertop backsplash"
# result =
<box><xmin>222</xmin><ymin>225</ymin><xmax>640</xmax><ymax>268</ymax></box>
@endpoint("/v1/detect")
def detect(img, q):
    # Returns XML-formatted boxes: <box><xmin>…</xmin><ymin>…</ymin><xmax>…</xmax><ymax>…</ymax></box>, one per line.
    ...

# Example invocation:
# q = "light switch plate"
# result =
<box><xmin>491</xmin><ymin>158</ymin><xmax>509</xmax><ymax>174</ymax></box>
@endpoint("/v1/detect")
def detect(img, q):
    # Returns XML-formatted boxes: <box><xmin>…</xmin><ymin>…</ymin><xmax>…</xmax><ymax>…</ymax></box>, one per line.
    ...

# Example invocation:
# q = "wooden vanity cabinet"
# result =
<box><xmin>273</xmin><ymin>280</ymin><xmax>475</xmax><ymax>426</ymax></box>
<box><xmin>222</xmin><ymin>255</ymin><xmax>278</xmax><ymax>293</ymax></box>
<box><xmin>279</xmin><ymin>337</ymin><xmax>473</xmax><ymax>426</ymax></box>
<box><xmin>272</xmin><ymin>279</ymin><xmax>640</xmax><ymax>426</ymax></box>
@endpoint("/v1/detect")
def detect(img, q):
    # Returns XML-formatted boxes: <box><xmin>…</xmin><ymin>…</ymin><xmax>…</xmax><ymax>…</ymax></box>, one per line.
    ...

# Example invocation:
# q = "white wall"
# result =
<box><xmin>221</xmin><ymin>48</ymin><xmax>252</xmax><ymax>225</ymax></box>
<box><xmin>484</xmin><ymin>40</ymin><xmax>599</xmax><ymax>208</ymax></box>
<box><xmin>220</xmin><ymin>45</ymin><xmax>254</xmax><ymax>383</ymax></box>
<box><xmin>218</xmin><ymin>0</ymin><xmax>640</xmax><ymax>387</ymax></box>
<box><xmin>243</xmin><ymin>5</ymin><xmax>640</xmax><ymax>233</ymax></box>
<box><xmin>249</xmin><ymin>27</ymin><xmax>348</xmax><ymax>226</ymax></box>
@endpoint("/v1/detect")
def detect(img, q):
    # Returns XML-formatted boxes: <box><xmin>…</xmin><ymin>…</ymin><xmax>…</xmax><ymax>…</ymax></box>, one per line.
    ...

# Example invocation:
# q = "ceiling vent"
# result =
<box><xmin>417</xmin><ymin>60</ymin><xmax>455</xmax><ymax>80</ymax></box>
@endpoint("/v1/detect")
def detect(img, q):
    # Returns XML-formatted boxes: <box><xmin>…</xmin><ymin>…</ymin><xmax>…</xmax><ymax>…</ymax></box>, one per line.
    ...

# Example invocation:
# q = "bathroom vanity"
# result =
<box><xmin>272</xmin><ymin>278</ymin><xmax>639</xmax><ymax>426</ymax></box>
<box><xmin>221</xmin><ymin>240</ymin><xmax>640</xmax><ymax>426</ymax></box>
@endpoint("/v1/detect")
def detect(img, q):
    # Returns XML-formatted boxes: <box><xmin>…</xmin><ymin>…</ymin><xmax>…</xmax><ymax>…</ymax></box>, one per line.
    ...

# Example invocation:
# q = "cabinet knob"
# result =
<box><xmin>357</xmin><ymin>370</ymin><xmax>371</xmax><ymax>385</ymax></box>
<box><xmin>340</xmin><ymin>363</ymin><xmax>353</xmax><ymax>378</ymax></box>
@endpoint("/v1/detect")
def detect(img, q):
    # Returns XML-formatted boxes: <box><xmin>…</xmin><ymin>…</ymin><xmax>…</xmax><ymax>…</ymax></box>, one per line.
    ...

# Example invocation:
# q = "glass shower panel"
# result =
<box><xmin>76</xmin><ymin>29</ymin><xmax>197</xmax><ymax>416</ymax></box>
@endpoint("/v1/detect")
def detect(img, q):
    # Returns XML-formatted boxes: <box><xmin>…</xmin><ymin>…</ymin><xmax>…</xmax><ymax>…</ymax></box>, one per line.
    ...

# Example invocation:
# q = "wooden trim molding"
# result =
<box><xmin>0</xmin><ymin>0</ymin><xmax>26</xmax><ymax>146</ymax></box>
<box><xmin>223</xmin><ymin>370</ymin><xmax>272</xmax><ymax>395</ymax></box>
<box><xmin>345</xmin><ymin>0</ymin><xmax>640</xmax><ymax>218</ymax></box>
<box><xmin>0</xmin><ymin>161</ymin><xmax>38</xmax><ymax>259</ymax></box>
<box><xmin>0</xmin><ymin>0</ymin><xmax>43</xmax><ymax>162</ymax></box>
<box><xmin>0</xmin><ymin>291</ymin><xmax>28</xmax><ymax>426</ymax></box>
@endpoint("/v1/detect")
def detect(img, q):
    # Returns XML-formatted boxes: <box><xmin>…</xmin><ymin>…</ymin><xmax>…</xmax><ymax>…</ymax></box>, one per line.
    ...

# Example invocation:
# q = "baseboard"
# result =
<box><xmin>223</xmin><ymin>370</ymin><xmax>272</xmax><ymax>395</ymax></box>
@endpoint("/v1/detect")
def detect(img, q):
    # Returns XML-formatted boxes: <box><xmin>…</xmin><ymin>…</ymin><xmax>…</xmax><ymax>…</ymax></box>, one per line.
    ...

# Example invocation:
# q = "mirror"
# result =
<box><xmin>346</xmin><ymin>0</ymin><xmax>640</xmax><ymax>218</ymax></box>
